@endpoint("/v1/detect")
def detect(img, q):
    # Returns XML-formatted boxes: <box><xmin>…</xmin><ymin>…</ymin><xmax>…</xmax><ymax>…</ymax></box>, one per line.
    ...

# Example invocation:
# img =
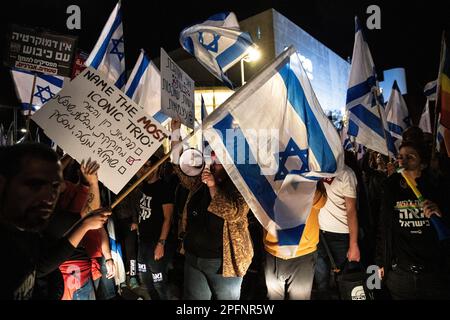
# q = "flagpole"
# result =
<box><xmin>25</xmin><ymin>73</ymin><xmax>37</xmax><ymax>142</ymax></box>
<box><xmin>432</xmin><ymin>31</ymin><xmax>445</xmax><ymax>159</ymax></box>
<box><xmin>373</xmin><ymin>88</ymin><xmax>392</xmax><ymax>160</ymax></box>
<box><xmin>110</xmin><ymin>127</ymin><xmax>200</xmax><ymax>209</ymax></box>
<box><xmin>13</xmin><ymin>106</ymin><xmax>18</xmax><ymax>144</ymax></box>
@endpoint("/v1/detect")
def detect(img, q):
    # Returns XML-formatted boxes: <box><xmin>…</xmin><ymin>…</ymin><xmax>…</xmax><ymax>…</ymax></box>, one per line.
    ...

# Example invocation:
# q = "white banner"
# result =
<box><xmin>32</xmin><ymin>67</ymin><xmax>169</xmax><ymax>194</ymax></box>
<box><xmin>160</xmin><ymin>48</ymin><xmax>195</xmax><ymax>128</ymax></box>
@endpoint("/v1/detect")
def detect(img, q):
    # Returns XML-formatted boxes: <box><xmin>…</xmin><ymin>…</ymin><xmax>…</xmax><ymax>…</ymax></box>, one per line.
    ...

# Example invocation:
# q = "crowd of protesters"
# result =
<box><xmin>1</xmin><ymin>122</ymin><xmax>449</xmax><ymax>300</ymax></box>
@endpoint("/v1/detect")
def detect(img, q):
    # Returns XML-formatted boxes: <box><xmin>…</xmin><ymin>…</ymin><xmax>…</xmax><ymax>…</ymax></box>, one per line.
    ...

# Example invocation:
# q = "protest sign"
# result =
<box><xmin>32</xmin><ymin>67</ymin><xmax>169</xmax><ymax>194</ymax></box>
<box><xmin>5</xmin><ymin>25</ymin><xmax>77</xmax><ymax>77</ymax></box>
<box><xmin>160</xmin><ymin>48</ymin><xmax>195</xmax><ymax>128</ymax></box>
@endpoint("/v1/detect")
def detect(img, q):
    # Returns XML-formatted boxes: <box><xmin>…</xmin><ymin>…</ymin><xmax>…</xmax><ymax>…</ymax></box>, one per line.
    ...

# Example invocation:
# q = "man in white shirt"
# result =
<box><xmin>314</xmin><ymin>165</ymin><xmax>360</xmax><ymax>299</ymax></box>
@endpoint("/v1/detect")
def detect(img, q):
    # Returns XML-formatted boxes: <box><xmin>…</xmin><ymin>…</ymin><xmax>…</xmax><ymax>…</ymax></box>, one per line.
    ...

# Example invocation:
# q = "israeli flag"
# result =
<box><xmin>419</xmin><ymin>100</ymin><xmax>432</xmax><ymax>134</ymax></box>
<box><xmin>106</xmin><ymin>219</ymin><xmax>126</xmax><ymax>286</ymax></box>
<box><xmin>202</xmin><ymin>46</ymin><xmax>344</xmax><ymax>257</ymax></box>
<box><xmin>10</xmin><ymin>68</ymin><xmax>64</xmax><ymax>115</ymax></box>
<box><xmin>180</xmin><ymin>12</ymin><xmax>256</xmax><ymax>88</ymax></box>
<box><xmin>124</xmin><ymin>49</ymin><xmax>167</xmax><ymax>124</ymax></box>
<box><xmin>85</xmin><ymin>2</ymin><xmax>126</xmax><ymax>90</ymax></box>
<box><xmin>424</xmin><ymin>80</ymin><xmax>437</xmax><ymax>101</ymax></box>
<box><xmin>346</xmin><ymin>17</ymin><xmax>396</xmax><ymax>157</ymax></box>
<box><xmin>386</xmin><ymin>81</ymin><xmax>411</xmax><ymax>150</ymax></box>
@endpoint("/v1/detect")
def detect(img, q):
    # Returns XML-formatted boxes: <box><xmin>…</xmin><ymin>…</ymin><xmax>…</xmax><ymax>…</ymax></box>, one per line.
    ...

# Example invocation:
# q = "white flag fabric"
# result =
<box><xmin>386</xmin><ymin>81</ymin><xmax>411</xmax><ymax>150</ymax></box>
<box><xmin>202</xmin><ymin>46</ymin><xmax>344</xmax><ymax>257</ymax></box>
<box><xmin>419</xmin><ymin>100</ymin><xmax>432</xmax><ymax>134</ymax></box>
<box><xmin>106</xmin><ymin>219</ymin><xmax>126</xmax><ymax>286</ymax></box>
<box><xmin>345</xmin><ymin>17</ymin><xmax>396</xmax><ymax>157</ymax></box>
<box><xmin>424</xmin><ymin>80</ymin><xmax>437</xmax><ymax>102</ymax></box>
<box><xmin>124</xmin><ymin>49</ymin><xmax>167</xmax><ymax>123</ymax></box>
<box><xmin>85</xmin><ymin>2</ymin><xmax>126</xmax><ymax>90</ymax></box>
<box><xmin>180</xmin><ymin>12</ymin><xmax>256</xmax><ymax>88</ymax></box>
<box><xmin>10</xmin><ymin>68</ymin><xmax>64</xmax><ymax>114</ymax></box>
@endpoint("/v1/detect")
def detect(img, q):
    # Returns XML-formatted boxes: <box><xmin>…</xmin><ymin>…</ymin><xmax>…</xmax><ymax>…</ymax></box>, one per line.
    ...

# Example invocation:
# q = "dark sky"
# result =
<box><xmin>1</xmin><ymin>0</ymin><xmax>449</xmax><ymax>123</ymax></box>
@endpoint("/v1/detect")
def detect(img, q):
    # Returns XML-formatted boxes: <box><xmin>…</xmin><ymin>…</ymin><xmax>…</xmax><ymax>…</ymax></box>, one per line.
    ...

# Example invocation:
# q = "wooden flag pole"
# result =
<box><xmin>110</xmin><ymin>151</ymin><xmax>171</xmax><ymax>209</ymax></box>
<box><xmin>111</xmin><ymin>125</ymin><xmax>200</xmax><ymax>209</ymax></box>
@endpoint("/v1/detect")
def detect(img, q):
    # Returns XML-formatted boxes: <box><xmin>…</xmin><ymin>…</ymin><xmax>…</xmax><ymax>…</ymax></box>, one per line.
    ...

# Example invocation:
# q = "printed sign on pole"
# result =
<box><xmin>32</xmin><ymin>67</ymin><xmax>170</xmax><ymax>194</ymax></box>
<box><xmin>4</xmin><ymin>24</ymin><xmax>77</xmax><ymax>77</ymax></box>
<box><xmin>160</xmin><ymin>48</ymin><xmax>195</xmax><ymax>128</ymax></box>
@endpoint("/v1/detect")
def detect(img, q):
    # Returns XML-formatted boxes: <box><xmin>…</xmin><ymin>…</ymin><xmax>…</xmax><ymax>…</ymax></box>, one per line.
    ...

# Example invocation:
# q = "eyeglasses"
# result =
<box><xmin>396</xmin><ymin>154</ymin><xmax>417</xmax><ymax>160</ymax></box>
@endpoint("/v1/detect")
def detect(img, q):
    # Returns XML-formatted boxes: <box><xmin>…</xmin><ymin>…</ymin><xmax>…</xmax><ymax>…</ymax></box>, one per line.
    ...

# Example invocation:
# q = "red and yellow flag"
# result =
<box><xmin>439</xmin><ymin>36</ymin><xmax>450</xmax><ymax>129</ymax></box>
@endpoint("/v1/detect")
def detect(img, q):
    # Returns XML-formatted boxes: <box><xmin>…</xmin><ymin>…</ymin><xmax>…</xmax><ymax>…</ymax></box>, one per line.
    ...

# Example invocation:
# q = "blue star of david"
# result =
<box><xmin>110</xmin><ymin>37</ymin><xmax>124</xmax><ymax>61</ymax></box>
<box><xmin>198</xmin><ymin>32</ymin><xmax>220</xmax><ymax>53</ymax></box>
<box><xmin>34</xmin><ymin>85</ymin><xmax>55</xmax><ymax>104</ymax></box>
<box><xmin>274</xmin><ymin>138</ymin><xmax>309</xmax><ymax>181</ymax></box>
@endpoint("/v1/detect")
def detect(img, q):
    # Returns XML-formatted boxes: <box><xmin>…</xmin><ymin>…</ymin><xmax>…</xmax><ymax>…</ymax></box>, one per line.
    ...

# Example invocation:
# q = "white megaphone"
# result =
<box><xmin>179</xmin><ymin>148</ymin><xmax>208</xmax><ymax>177</ymax></box>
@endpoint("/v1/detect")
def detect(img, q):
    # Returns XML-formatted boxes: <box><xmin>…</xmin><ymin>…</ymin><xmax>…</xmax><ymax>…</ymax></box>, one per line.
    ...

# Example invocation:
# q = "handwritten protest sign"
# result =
<box><xmin>160</xmin><ymin>48</ymin><xmax>195</xmax><ymax>128</ymax></box>
<box><xmin>32</xmin><ymin>67</ymin><xmax>170</xmax><ymax>194</ymax></box>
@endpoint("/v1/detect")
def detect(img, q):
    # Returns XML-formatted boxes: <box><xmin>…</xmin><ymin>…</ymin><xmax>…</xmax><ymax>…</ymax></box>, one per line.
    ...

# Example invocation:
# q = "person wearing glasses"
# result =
<box><xmin>375</xmin><ymin>140</ymin><xmax>450</xmax><ymax>299</ymax></box>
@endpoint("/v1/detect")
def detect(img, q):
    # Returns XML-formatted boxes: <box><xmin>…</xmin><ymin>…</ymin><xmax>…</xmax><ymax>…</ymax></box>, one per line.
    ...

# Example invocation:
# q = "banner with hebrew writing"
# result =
<box><xmin>32</xmin><ymin>67</ymin><xmax>170</xmax><ymax>194</ymax></box>
<box><xmin>5</xmin><ymin>24</ymin><xmax>77</xmax><ymax>77</ymax></box>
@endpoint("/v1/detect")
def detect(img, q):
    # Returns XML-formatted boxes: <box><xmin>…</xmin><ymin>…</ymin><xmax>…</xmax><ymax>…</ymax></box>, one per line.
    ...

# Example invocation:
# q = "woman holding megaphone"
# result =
<box><xmin>170</xmin><ymin>119</ymin><xmax>253</xmax><ymax>300</ymax></box>
<box><xmin>375</xmin><ymin>140</ymin><xmax>450</xmax><ymax>300</ymax></box>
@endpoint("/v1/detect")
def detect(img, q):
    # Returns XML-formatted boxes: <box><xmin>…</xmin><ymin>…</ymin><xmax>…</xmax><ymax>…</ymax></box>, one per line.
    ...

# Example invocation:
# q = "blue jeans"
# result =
<box><xmin>138</xmin><ymin>240</ymin><xmax>173</xmax><ymax>300</ymax></box>
<box><xmin>94</xmin><ymin>257</ymin><xmax>117</xmax><ymax>300</ymax></box>
<box><xmin>72</xmin><ymin>278</ymin><xmax>96</xmax><ymax>300</ymax></box>
<box><xmin>183</xmin><ymin>252</ymin><xmax>243</xmax><ymax>300</ymax></box>
<box><xmin>315</xmin><ymin>231</ymin><xmax>350</xmax><ymax>297</ymax></box>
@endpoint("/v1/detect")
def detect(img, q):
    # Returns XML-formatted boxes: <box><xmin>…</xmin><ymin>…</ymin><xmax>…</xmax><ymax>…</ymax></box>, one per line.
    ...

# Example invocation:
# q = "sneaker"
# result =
<box><xmin>129</xmin><ymin>277</ymin><xmax>139</xmax><ymax>289</ymax></box>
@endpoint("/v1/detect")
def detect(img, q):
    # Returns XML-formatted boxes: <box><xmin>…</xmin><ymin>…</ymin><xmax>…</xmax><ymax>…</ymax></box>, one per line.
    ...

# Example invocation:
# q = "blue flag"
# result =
<box><xmin>346</xmin><ymin>17</ymin><xmax>396</xmax><ymax>157</ymax></box>
<box><xmin>124</xmin><ymin>49</ymin><xmax>168</xmax><ymax>124</ymax></box>
<box><xmin>10</xmin><ymin>68</ymin><xmax>64</xmax><ymax>115</ymax></box>
<box><xmin>180</xmin><ymin>12</ymin><xmax>256</xmax><ymax>88</ymax></box>
<box><xmin>85</xmin><ymin>2</ymin><xmax>126</xmax><ymax>90</ymax></box>
<box><xmin>202</xmin><ymin>46</ymin><xmax>344</xmax><ymax>257</ymax></box>
<box><xmin>386</xmin><ymin>81</ymin><xmax>411</xmax><ymax>150</ymax></box>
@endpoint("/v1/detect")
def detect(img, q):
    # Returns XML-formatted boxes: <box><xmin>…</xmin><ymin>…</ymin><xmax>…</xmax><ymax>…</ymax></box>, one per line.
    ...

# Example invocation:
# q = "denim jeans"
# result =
<box><xmin>315</xmin><ymin>231</ymin><xmax>350</xmax><ymax>297</ymax></box>
<box><xmin>138</xmin><ymin>240</ymin><xmax>173</xmax><ymax>300</ymax></box>
<box><xmin>183</xmin><ymin>252</ymin><xmax>243</xmax><ymax>300</ymax></box>
<box><xmin>94</xmin><ymin>257</ymin><xmax>117</xmax><ymax>300</ymax></box>
<box><xmin>72</xmin><ymin>278</ymin><xmax>96</xmax><ymax>300</ymax></box>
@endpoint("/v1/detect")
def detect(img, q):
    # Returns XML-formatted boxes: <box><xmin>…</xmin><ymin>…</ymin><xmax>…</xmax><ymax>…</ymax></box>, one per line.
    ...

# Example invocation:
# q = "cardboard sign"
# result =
<box><xmin>5</xmin><ymin>25</ymin><xmax>77</xmax><ymax>77</ymax></box>
<box><xmin>160</xmin><ymin>48</ymin><xmax>195</xmax><ymax>128</ymax></box>
<box><xmin>32</xmin><ymin>67</ymin><xmax>170</xmax><ymax>194</ymax></box>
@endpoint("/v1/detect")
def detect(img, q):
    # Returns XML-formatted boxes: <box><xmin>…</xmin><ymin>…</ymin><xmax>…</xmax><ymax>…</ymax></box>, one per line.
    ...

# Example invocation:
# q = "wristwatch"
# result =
<box><xmin>158</xmin><ymin>239</ymin><xmax>166</xmax><ymax>246</ymax></box>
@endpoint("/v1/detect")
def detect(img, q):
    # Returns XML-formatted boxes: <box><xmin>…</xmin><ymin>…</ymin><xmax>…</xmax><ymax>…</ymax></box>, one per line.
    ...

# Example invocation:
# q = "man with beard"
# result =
<box><xmin>0</xmin><ymin>143</ymin><xmax>111</xmax><ymax>300</ymax></box>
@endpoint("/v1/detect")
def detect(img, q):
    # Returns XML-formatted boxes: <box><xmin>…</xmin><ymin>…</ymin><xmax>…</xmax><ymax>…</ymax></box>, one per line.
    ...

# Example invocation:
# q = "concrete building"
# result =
<box><xmin>168</xmin><ymin>8</ymin><xmax>351</xmax><ymax>118</ymax></box>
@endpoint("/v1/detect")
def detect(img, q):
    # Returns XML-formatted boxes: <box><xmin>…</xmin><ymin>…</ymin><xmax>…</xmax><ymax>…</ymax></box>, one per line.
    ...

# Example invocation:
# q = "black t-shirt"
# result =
<box><xmin>389</xmin><ymin>174</ymin><xmax>446</xmax><ymax>267</ymax></box>
<box><xmin>138</xmin><ymin>179</ymin><xmax>174</xmax><ymax>242</ymax></box>
<box><xmin>184</xmin><ymin>185</ymin><xmax>224</xmax><ymax>259</ymax></box>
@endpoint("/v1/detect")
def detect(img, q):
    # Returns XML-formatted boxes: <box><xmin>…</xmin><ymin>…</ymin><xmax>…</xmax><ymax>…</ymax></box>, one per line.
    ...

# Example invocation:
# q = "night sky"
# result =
<box><xmin>1</xmin><ymin>0</ymin><xmax>449</xmax><ymax>124</ymax></box>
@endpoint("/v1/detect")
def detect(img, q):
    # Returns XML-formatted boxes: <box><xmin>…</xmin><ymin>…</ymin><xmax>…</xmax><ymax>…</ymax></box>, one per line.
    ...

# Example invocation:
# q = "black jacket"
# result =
<box><xmin>375</xmin><ymin>170</ymin><xmax>450</xmax><ymax>270</ymax></box>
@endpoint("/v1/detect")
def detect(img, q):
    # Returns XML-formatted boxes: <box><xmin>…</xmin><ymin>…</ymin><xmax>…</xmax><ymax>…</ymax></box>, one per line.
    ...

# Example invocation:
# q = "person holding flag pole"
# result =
<box><xmin>375</xmin><ymin>139</ymin><xmax>450</xmax><ymax>300</ymax></box>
